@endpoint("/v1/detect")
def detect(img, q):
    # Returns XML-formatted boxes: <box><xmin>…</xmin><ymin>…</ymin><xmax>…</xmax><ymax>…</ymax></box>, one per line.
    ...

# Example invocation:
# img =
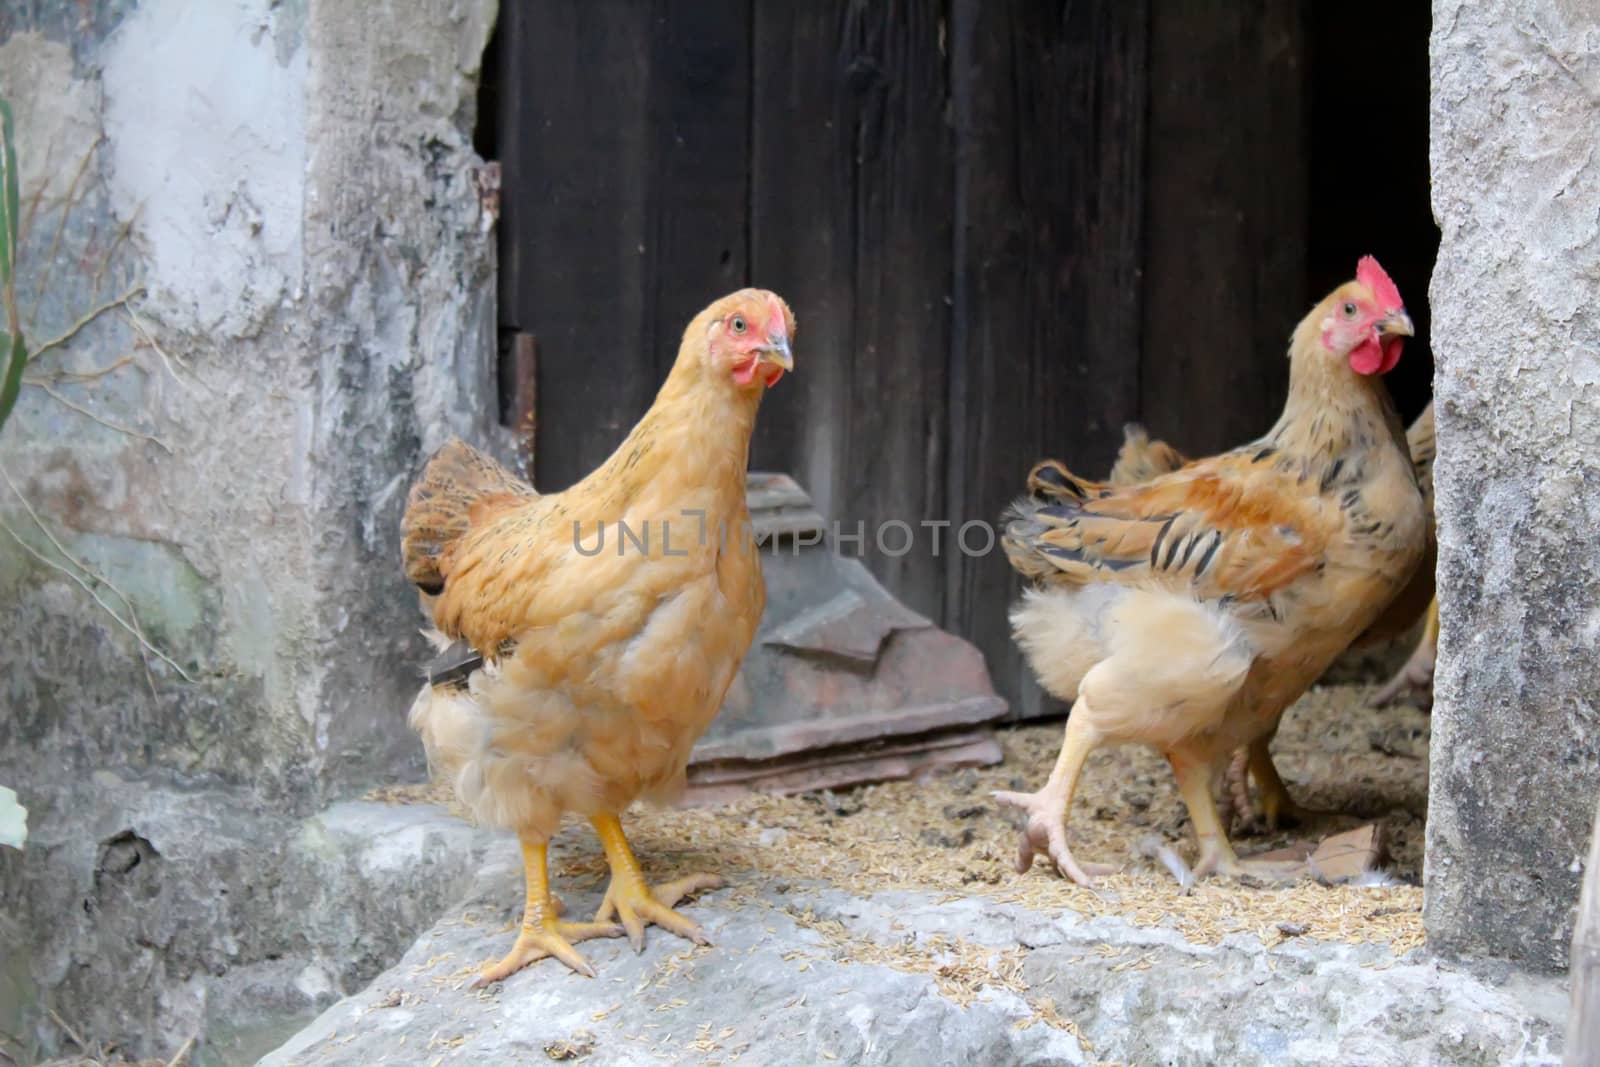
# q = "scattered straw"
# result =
<box><xmin>371</xmin><ymin>685</ymin><xmax>1429</xmax><ymax>956</ymax></box>
<box><xmin>542</xmin><ymin>1030</ymin><xmax>595</xmax><ymax>1060</ymax></box>
<box><xmin>788</xmin><ymin>905</ymin><xmax>1028</xmax><ymax>1008</ymax></box>
<box><xmin>1016</xmin><ymin>996</ymin><xmax>1095</xmax><ymax>1056</ymax></box>
<box><xmin>163</xmin><ymin>1036</ymin><xmax>196</xmax><ymax>1067</ymax></box>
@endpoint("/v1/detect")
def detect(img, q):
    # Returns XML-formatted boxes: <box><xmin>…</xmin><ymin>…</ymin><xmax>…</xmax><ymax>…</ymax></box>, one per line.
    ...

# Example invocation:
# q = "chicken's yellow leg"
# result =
<box><xmin>1170</xmin><ymin>753</ymin><xmax>1304</xmax><ymax>882</ymax></box>
<box><xmin>992</xmin><ymin>706</ymin><xmax>1117</xmax><ymax>885</ymax></box>
<box><xmin>474</xmin><ymin>835</ymin><xmax>623</xmax><ymax>985</ymax></box>
<box><xmin>1224</xmin><ymin>731</ymin><xmax>1337</xmax><ymax>832</ymax></box>
<box><xmin>1371</xmin><ymin>597</ymin><xmax>1439</xmax><ymax>709</ymax></box>
<box><xmin>1248</xmin><ymin>735</ymin><xmax>1332</xmax><ymax>830</ymax></box>
<box><xmin>591</xmin><ymin>813</ymin><xmax>724</xmax><ymax>953</ymax></box>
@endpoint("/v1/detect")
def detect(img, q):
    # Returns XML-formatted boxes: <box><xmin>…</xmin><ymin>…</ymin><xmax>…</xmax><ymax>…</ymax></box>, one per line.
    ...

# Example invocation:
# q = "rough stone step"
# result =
<box><xmin>3</xmin><ymin>782</ymin><xmax>512</xmax><ymax>1064</ymax></box>
<box><xmin>260</xmin><ymin>853</ymin><xmax>1568</xmax><ymax>1067</ymax></box>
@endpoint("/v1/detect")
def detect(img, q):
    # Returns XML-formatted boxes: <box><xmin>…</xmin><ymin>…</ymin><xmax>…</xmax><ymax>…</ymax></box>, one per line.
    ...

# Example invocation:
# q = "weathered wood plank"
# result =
<box><xmin>1306</xmin><ymin>0</ymin><xmax>1436</xmax><ymax>427</ymax></box>
<box><xmin>748</xmin><ymin>1</ymin><xmax>856</xmax><ymax>521</ymax></box>
<box><xmin>749</xmin><ymin>0</ymin><xmax>953</xmax><ymax>622</ymax></box>
<box><xmin>498</xmin><ymin>1</ymin><xmax>750</xmax><ymax>490</ymax></box>
<box><xmin>1141</xmin><ymin>0</ymin><xmax>1309</xmax><ymax>457</ymax></box>
<box><xmin>947</xmin><ymin>0</ymin><xmax>1148</xmax><ymax>715</ymax></box>
<box><xmin>496</xmin><ymin>3</ymin><xmax>654</xmax><ymax>491</ymax></box>
<box><xmin>642</xmin><ymin>0</ymin><xmax>752</xmax><ymax>381</ymax></box>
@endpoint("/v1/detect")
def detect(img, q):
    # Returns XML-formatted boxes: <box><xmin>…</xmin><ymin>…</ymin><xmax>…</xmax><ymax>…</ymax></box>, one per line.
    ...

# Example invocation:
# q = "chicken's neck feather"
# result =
<box><xmin>1266</xmin><ymin>313</ymin><xmax>1408</xmax><ymax>467</ymax></box>
<box><xmin>577</xmin><ymin>353</ymin><xmax>763</xmax><ymax>519</ymax></box>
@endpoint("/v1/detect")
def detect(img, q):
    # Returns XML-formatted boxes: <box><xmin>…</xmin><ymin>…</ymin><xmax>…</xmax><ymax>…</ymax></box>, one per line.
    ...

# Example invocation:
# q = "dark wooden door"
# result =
<box><xmin>496</xmin><ymin>0</ymin><xmax>1315</xmax><ymax>716</ymax></box>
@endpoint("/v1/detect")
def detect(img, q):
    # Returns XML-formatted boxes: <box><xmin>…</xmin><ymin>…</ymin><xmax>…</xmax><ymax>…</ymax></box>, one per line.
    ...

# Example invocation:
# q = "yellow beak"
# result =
<box><xmin>1379</xmin><ymin>311</ymin><xmax>1415</xmax><ymax>338</ymax></box>
<box><xmin>758</xmin><ymin>337</ymin><xmax>794</xmax><ymax>371</ymax></box>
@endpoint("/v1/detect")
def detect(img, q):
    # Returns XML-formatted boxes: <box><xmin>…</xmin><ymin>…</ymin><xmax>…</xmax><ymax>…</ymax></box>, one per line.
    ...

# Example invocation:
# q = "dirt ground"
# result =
<box><xmin>381</xmin><ymin>681</ymin><xmax>1431</xmax><ymax>956</ymax></box>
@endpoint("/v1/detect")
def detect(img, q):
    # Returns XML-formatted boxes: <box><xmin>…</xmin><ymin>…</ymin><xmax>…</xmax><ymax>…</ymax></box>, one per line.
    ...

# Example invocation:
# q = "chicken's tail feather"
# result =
<box><xmin>1006</xmin><ymin>456</ymin><xmax>1110</xmax><ymax>584</ymax></box>
<box><xmin>1002</xmin><ymin>498</ymin><xmax>1051</xmax><ymax>583</ymax></box>
<box><xmin>401</xmin><ymin>439</ymin><xmax>536</xmax><ymax>594</ymax></box>
<box><xmin>1000</xmin><ymin>491</ymin><xmax>1082</xmax><ymax>585</ymax></box>
<box><xmin>1026</xmin><ymin>458</ymin><xmax>1096</xmax><ymax>504</ymax></box>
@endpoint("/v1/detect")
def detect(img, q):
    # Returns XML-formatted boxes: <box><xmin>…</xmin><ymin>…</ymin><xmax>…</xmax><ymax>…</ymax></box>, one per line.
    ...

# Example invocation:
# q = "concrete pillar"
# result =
<box><xmin>1425</xmin><ymin>0</ymin><xmax>1600</xmax><ymax>970</ymax></box>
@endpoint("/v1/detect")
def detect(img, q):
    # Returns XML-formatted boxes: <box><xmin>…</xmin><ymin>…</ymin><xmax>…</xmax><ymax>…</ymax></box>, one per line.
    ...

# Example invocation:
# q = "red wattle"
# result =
<box><xmin>1379</xmin><ymin>338</ymin><xmax>1404</xmax><ymax>374</ymax></box>
<box><xmin>1349</xmin><ymin>338</ymin><xmax>1384</xmax><ymax>375</ymax></box>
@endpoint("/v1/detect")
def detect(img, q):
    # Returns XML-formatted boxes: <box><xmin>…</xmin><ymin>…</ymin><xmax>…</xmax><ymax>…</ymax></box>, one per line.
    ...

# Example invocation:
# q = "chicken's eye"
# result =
<box><xmin>1343</xmin><ymin>302</ymin><xmax>1358</xmax><ymax>317</ymax></box>
<box><xmin>730</xmin><ymin>315</ymin><xmax>747</xmax><ymax>335</ymax></box>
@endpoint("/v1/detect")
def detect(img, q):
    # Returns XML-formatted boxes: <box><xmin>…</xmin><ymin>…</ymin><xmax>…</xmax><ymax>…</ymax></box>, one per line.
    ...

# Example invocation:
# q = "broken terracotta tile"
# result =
<box><xmin>686</xmin><ymin>474</ymin><xmax>1007</xmax><ymax>798</ymax></box>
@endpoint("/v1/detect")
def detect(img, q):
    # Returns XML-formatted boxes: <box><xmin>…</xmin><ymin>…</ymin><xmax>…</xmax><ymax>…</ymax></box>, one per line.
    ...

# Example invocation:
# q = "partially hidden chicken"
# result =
<box><xmin>400</xmin><ymin>289</ymin><xmax>795</xmax><ymax>981</ymax></box>
<box><xmin>1106</xmin><ymin>402</ymin><xmax>1439</xmax><ymax>829</ymax></box>
<box><xmin>995</xmin><ymin>258</ymin><xmax>1426</xmax><ymax>883</ymax></box>
<box><xmin>1368</xmin><ymin>401</ymin><xmax>1437</xmax><ymax>709</ymax></box>
<box><xmin>1104</xmin><ymin>424</ymin><xmax>1187</xmax><ymax>487</ymax></box>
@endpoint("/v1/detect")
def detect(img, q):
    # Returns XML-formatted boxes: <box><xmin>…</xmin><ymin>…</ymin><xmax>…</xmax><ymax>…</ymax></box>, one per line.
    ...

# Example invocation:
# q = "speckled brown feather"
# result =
<box><xmin>1101</xmin><ymin>403</ymin><xmax>1438</xmax><ymax>822</ymax></box>
<box><xmin>1354</xmin><ymin>401</ymin><xmax>1436</xmax><ymax>644</ymax></box>
<box><xmin>1406</xmin><ymin>401</ymin><xmax>1435</xmax><ymax>514</ymax></box>
<box><xmin>1102</xmin><ymin>404</ymin><xmax>1438</xmax><ymax>646</ymax></box>
<box><xmin>997</xmin><ymin>276</ymin><xmax>1424</xmax><ymax>886</ymax></box>
<box><xmin>1007</xmin><ymin>451</ymin><xmax>1335</xmax><ymax>608</ymax></box>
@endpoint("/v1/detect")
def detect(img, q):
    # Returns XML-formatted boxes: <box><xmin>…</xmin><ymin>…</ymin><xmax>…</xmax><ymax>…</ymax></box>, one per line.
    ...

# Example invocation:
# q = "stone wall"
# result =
<box><xmin>1426</xmin><ymin>0</ymin><xmax>1600</xmax><ymax>970</ymax></box>
<box><xmin>0</xmin><ymin>0</ymin><xmax>500</xmax><ymax>1054</ymax></box>
<box><xmin>0</xmin><ymin>0</ymin><xmax>500</xmax><ymax>814</ymax></box>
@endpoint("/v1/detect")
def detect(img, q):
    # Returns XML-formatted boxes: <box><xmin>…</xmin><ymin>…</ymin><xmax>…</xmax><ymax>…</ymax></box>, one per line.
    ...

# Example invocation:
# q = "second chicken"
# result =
<box><xmin>995</xmin><ymin>257</ymin><xmax>1426</xmax><ymax>885</ymax></box>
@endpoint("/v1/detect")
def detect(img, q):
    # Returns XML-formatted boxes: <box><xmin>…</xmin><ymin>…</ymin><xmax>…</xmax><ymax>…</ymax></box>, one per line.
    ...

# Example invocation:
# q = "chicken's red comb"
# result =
<box><xmin>1357</xmin><ymin>255</ymin><xmax>1403</xmax><ymax>311</ymax></box>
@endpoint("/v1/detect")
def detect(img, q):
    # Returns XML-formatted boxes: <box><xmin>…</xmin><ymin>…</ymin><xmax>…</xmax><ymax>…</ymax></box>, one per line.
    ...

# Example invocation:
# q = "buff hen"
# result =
<box><xmin>401</xmin><ymin>289</ymin><xmax>794</xmax><ymax>980</ymax></box>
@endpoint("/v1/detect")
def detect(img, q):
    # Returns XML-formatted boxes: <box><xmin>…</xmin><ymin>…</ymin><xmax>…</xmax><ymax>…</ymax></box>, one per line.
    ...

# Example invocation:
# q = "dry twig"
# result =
<box><xmin>27</xmin><ymin>137</ymin><xmax>105</xmax><ymax>323</ymax></box>
<box><xmin>164</xmin><ymin>1035</ymin><xmax>197</xmax><ymax>1067</ymax></box>
<box><xmin>0</xmin><ymin>463</ymin><xmax>196</xmax><ymax>684</ymax></box>
<box><xmin>32</xmin><ymin>383</ymin><xmax>171</xmax><ymax>452</ymax></box>
<box><xmin>124</xmin><ymin>304</ymin><xmax>200</xmax><ymax>395</ymax></box>
<box><xmin>25</xmin><ymin>355</ymin><xmax>133</xmax><ymax>387</ymax></box>
<box><xmin>28</xmin><ymin>285</ymin><xmax>144</xmax><ymax>364</ymax></box>
<box><xmin>46</xmin><ymin>1008</ymin><xmax>88</xmax><ymax>1053</ymax></box>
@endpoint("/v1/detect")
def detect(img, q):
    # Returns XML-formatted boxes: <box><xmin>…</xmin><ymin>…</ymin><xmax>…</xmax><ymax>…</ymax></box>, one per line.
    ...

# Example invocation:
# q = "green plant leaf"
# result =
<box><xmin>0</xmin><ymin>97</ymin><xmax>15</xmax><ymax>294</ymax></box>
<box><xmin>0</xmin><ymin>98</ymin><xmax>20</xmax><ymax>436</ymax></box>
<box><xmin>0</xmin><ymin>785</ymin><xmax>25</xmax><ymax>850</ymax></box>
<box><xmin>0</xmin><ymin>328</ymin><xmax>23</xmax><ymax>430</ymax></box>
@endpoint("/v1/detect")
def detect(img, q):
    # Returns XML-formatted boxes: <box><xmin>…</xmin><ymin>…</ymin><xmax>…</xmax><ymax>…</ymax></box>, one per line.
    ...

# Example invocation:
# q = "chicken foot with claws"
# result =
<box><xmin>995</xmin><ymin>706</ymin><xmax>1307</xmax><ymax>887</ymax></box>
<box><xmin>474</xmin><ymin>836</ymin><xmax>624</xmax><ymax>985</ymax></box>
<box><xmin>1220</xmin><ymin>735</ymin><xmax>1341</xmax><ymax>834</ymax></box>
<box><xmin>993</xmin><ymin>713</ymin><xmax>1118</xmax><ymax>884</ymax></box>
<box><xmin>592</xmin><ymin>813</ymin><xmax>723</xmax><ymax>952</ymax></box>
<box><xmin>1170</xmin><ymin>753</ymin><xmax>1307</xmax><ymax>882</ymax></box>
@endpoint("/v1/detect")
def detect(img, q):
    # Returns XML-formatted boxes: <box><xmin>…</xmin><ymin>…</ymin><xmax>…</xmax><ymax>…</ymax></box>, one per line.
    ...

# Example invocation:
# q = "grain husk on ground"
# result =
<box><xmin>373</xmin><ymin>683</ymin><xmax>1430</xmax><ymax>957</ymax></box>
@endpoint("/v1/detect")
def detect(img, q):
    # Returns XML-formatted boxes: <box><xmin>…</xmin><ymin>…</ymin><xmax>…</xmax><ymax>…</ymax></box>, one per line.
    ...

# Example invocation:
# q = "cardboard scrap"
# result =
<box><xmin>1250</xmin><ymin>840</ymin><xmax>1317</xmax><ymax>866</ymax></box>
<box><xmin>1245</xmin><ymin>824</ymin><xmax>1387</xmax><ymax>885</ymax></box>
<box><xmin>1308</xmin><ymin>824</ymin><xmax>1387</xmax><ymax>884</ymax></box>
